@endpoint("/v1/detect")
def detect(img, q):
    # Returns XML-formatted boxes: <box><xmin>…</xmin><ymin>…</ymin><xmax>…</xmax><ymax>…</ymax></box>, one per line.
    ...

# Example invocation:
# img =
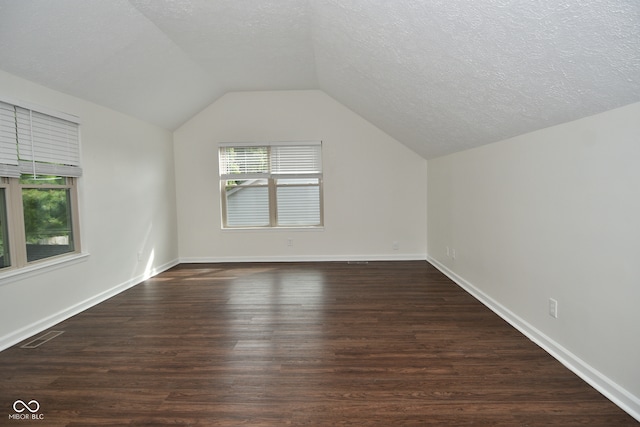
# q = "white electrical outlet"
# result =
<box><xmin>287</xmin><ymin>238</ymin><xmax>293</xmax><ymax>247</ymax></box>
<box><xmin>392</xmin><ymin>241</ymin><xmax>399</xmax><ymax>251</ymax></box>
<box><xmin>549</xmin><ymin>298</ymin><xmax>558</xmax><ymax>318</ymax></box>
<box><xmin>451</xmin><ymin>249</ymin><xmax>457</xmax><ymax>259</ymax></box>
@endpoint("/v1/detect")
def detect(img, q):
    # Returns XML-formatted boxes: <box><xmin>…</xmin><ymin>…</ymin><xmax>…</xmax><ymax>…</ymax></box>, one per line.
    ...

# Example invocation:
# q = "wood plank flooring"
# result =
<box><xmin>0</xmin><ymin>261</ymin><xmax>636</xmax><ymax>426</ymax></box>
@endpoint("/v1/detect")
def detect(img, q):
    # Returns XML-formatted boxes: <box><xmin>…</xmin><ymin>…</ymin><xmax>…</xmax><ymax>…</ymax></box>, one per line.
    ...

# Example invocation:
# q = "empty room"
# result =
<box><xmin>0</xmin><ymin>1</ymin><xmax>638</xmax><ymax>425</ymax></box>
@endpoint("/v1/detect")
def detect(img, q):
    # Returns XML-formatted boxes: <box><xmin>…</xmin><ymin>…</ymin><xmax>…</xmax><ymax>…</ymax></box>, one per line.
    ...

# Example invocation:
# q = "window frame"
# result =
<box><xmin>0</xmin><ymin>97</ymin><xmax>84</xmax><ymax>277</ymax></box>
<box><xmin>219</xmin><ymin>142</ymin><xmax>324</xmax><ymax>229</ymax></box>
<box><xmin>0</xmin><ymin>180</ymin><xmax>14</xmax><ymax>269</ymax></box>
<box><xmin>13</xmin><ymin>175</ymin><xmax>81</xmax><ymax>266</ymax></box>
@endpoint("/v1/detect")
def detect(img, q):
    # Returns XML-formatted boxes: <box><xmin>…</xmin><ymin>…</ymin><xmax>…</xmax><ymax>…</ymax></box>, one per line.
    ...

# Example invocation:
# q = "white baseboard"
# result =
<box><xmin>180</xmin><ymin>253</ymin><xmax>427</xmax><ymax>263</ymax></box>
<box><xmin>0</xmin><ymin>258</ymin><xmax>179</xmax><ymax>352</ymax></box>
<box><xmin>427</xmin><ymin>255</ymin><xmax>640</xmax><ymax>423</ymax></box>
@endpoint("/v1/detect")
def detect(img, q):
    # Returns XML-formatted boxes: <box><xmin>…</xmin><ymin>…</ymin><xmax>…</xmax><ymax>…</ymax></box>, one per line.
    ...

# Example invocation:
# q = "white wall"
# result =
<box><xmin>427</xmin><ymin>102</ymin><xmax>640</xmax><ymax>419</ymax></box>
<box><xmin>174</xmin><ymin>90</ymin><xmax>427</xmax><ymax>262</ymax></box>
<box><xmin>0</xmin><ymin>70</ymin><xmax>179</xmax><ymax>349</ymax></box>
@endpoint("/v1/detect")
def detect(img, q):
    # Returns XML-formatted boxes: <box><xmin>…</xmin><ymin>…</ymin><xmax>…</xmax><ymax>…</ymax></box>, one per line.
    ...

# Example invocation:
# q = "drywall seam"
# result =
<box><xmin>0</xmin><ymin>258</ymin><xmax>179</xmax><ymax>352</ymax></box>
<box><xmin>427</xmin><ymin>255</ymin><xmax>640</xmax><ymax>422</ymax></box>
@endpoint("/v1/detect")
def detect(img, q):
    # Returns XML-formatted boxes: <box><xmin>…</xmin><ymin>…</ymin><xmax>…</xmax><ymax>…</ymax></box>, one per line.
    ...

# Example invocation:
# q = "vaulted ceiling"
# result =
<box><xmin>1</xmin><ymin>0</ymin><xmax>638</xmax><ymax>158</ymax></box>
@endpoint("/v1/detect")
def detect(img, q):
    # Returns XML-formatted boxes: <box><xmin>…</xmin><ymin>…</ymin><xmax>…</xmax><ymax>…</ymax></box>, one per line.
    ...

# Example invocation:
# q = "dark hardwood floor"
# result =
<box><xmin>0</xmin><ymin>261</ymin><xmax>636</xmax><ymax>426</ymax></box>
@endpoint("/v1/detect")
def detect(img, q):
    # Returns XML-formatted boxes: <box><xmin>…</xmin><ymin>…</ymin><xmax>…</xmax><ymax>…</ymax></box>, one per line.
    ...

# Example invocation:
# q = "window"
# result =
<box><xmin>0</xmin><ymin>99</ymin><xmax>82</xmax><ymax>271</ymax></box>
<box><xmin>0</xmin><ymin>188</ymin><xmax>9</xmax><ymax>268</ymax></box>
<box><xmin>219</xmin><ymin>142</ymin><xmax>323</xmax><ymax>228</ymax></box>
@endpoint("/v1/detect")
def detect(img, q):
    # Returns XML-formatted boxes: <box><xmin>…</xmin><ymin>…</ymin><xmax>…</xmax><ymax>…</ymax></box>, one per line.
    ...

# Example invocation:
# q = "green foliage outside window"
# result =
<box><xmin>20</xmin><ymin>175</ymin><xmax>73</xmax><ymax>254</ymax></box>
<box><xmin>22</xmin><ymin>188</ymin><xmax>72</xmax><ymax>244</ymax></box>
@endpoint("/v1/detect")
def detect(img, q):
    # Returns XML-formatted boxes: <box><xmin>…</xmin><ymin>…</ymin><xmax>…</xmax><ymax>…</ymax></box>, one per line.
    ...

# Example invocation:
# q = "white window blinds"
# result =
<box><xmin>219</xmin><ymin>146</ymin><xmax>269</xmax><ymax>178</ymax></box>
<box><xmin>271</xmin><ymin>145</ymin><xmax>322</xmax><ymax>176</ymax></box>
<box><xmin>0</xmin><ymin>101</ymin><xmax>20</xmax><ymax>177</ymax></box>
<box><xmin>0</xmin><ymin>100</ymin><xmax>81</xmax><ymax>178</ymax></box>
<box><xmin>219</xmin><ymin>141</ymin><xmax>323</xmax><ymax>228</ymax></box>
<box><xmin>219</xmin><ymin>141</ymin><xmax>322</xmax><ymax>179</ymax></box>
<box><xmin>276</xmin><ymin>180</ymin><xmax>321</xmax><ymax>226</ymax></box>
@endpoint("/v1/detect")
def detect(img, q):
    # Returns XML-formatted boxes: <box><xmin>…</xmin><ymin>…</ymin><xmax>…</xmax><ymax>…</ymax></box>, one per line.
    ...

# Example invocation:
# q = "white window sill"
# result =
<box><xmin>221</xmin><ymin>226</ymin><xmax>325</xmax><ymax>232</ymax></box>
<box><xmin>0</xmin><ymin>252</ymin><xmax>90</xmax><ymax>286</ymax></box>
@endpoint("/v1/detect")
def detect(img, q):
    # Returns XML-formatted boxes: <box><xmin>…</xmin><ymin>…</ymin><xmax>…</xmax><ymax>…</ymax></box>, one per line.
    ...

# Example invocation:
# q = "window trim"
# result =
<box><xmin>0</xmin><ymin>251</ymin><xmax>89</xmax><ymax>286</ymax></box>
<box><xmin>1</xmin><ymin>175</ymin><xmax>82</xmax><ymax>270</ymax></box>
<box><xmin>219</xmin><ymin>141</ymin><xmax>324</xmax><ymax>229</ymax></box>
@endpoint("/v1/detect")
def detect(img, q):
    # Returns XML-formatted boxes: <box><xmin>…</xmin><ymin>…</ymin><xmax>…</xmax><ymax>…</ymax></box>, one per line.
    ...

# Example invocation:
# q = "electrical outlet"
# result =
<box><xmin>549</xmin><ymin>298</ymin><xmax>558</xmax><ymax>318</ymax></box>
<box><xmin>392</xmin><ymin>241</ymin><xmax>399</xmax><ymax>251</ymax></box>
<box><xmin>287</xmin><ymin>238</ymin><xmax>293</xmax><ymax>247</ymax></box>
<box><xmin>451</xmin><ymin>249</ymin><xmax>457</xmax><ymax>259</ymax></box>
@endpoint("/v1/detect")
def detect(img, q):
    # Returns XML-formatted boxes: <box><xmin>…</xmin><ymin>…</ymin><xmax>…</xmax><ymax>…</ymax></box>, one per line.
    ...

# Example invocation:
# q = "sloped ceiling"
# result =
<box><xmin>0</xmin><ymin>0</ymin><xmax>638</xmax><ymax>158</ymax></box>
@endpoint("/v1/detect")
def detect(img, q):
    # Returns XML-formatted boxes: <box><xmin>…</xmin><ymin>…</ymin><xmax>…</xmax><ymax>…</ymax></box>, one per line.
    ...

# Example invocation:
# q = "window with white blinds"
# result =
<box><xmin>219</xmin><ymin>142</ymin><xmax>323</xmax><ymax>228</ymax></box>
<box><xmin>0</xmin><ymin>99</ymin><xmax>82</xmax><ymax>272</ymax></box>
<box><xmin>0</xmin><ymin>100</ymin><xmax>81</xmax><ymax>178</ymax></box>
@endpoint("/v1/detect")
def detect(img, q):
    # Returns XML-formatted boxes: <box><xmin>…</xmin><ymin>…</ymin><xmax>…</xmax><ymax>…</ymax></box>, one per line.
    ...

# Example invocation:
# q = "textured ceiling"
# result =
<box><xmin>0</xmin><ymin>0</ymin><xmax>638</xmax><ymax>158</ymax></box>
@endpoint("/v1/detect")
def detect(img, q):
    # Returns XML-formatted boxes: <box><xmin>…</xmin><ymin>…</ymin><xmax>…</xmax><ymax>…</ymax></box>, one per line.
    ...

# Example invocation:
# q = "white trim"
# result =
<box><xmin>220</xmin><ymin>172</ymin><xmax>269</xmax><ymax>180</ymax></box>
<box><xmin>220</xmin><ymin>225</ymin><xmax>325</xmax><ymax>232</ymax></box>
<box><xmin>0</xmin><ymin>94</ymin><xmax>80</xmax><ymax>124</ymax></box>
<box><xmin>180</xmin><ymin>254</ymin><xmax>427</xmax><ymax>263</ymax></box>
<box><xmin>0</xmin><ymin>258</ymin><xmax>179</xmax><ymax>352</ymax></box>
<box><xmin>0</xmin><ymin>252</ymin><xmax>90</xmax><ymax>286</ymax></box>
<box><xmin>219</xmin><ymin>140</ymin><xmax>321</xmax><ymax>148</ymax></box>
<box><xmin>427</xmin><ymin>255</ymin><xmax>640</xmax><ymax>423</ymax></box>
